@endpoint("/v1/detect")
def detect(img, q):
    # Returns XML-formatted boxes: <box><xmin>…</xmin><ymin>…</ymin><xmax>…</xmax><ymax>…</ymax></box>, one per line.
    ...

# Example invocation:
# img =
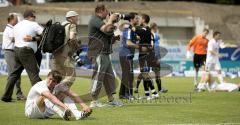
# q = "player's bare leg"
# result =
<box><xmin>36</xmin><ymin>95</ymin><xmax>71</xmax><ymax>120</ymax></box>
<box><xmin>36</xmin><ymin>96</ymin><xmax>46</xmax><ymax>113</ymax></box>
<box><xmin>194</xmin><ymin>67</ymin><xmax>199</xmax><ymax>89</ymax></box>
<box><xmin>217</xmin><ymin>70</ymin><xmax>224</xmax><ymax>83</ymax></box>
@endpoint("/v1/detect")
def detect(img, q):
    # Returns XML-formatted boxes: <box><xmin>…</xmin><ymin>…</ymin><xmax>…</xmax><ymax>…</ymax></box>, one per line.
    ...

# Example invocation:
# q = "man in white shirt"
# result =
<box><xmin>2</xmin><ymin>13</ymin><xmax>26</xmax><ymax>100</ymax></box>
<box><xmin>1</xmin><ymin>10</ymin><xmax>43</xmax><ymax>102</ymax></box>
<box><xmin>206</xmin><ymin>31</ymin><xmax>224</xmax><ymax>83</ymax></box>
<box><xmin>25</xmin><ymin>70</ymin><xmax>92</xmax><ymax>120</ymax></box>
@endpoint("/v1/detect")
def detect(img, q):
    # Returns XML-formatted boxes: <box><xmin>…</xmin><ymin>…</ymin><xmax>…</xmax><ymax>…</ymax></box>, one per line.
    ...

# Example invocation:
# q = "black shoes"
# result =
<box><xmin>1</xmin><ymin>97</ymin><xmax>12</xmax><ymax>102</ymax></box>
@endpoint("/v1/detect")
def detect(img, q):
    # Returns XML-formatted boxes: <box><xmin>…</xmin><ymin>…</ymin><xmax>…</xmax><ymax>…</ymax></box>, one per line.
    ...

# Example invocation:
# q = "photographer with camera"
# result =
<box><xmin>88</xmin><ymin>4</ymin><xmax>123</xmax><ymax>108</ymax></box>
<box><xmin>52</xmin><ymin>10</ymin><xmax>80</xmax><ymax>88</ymax></box>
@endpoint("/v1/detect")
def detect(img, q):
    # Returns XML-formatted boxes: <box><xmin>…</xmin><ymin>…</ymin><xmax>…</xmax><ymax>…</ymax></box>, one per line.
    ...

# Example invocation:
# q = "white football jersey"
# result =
<box><xmin>25</xmin><ymin>80</ymin><xmax>49</xmax><ymax>111</ymax></box>
<box><xmin>206</xmin><ymin>39</ymin><xmax>220</xmax><ymax>64</ymax></box>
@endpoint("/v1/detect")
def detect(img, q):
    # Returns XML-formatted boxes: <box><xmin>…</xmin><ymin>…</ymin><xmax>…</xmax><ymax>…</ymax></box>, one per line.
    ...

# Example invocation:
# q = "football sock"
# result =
<box><xmin>136</xmin><ymin>80</ymin><xmax>141</xmax><ymax>89</ymax></box>
<box><xmin>44</xmin><ymin>98</ymin><xmax>64</xmax><ymax>118</ymax></box>
<box><xmin>143</xmin><ymin>81</ymin><xmax>150</xmax><ymax>96</ymax></box>
<box><xmin>217</xmin><ymin>73</ymin><xmax>224</xmax><ymax>83</ymax></box>
<box><xmin>156</xmin><ymin>78</ymin><xmax>162</xmax><ymax>91</ymax></box>
<box><xmin>148</xmin><ymin>81</ymin><xmax>157</xmax><ymax>95</ymax></box>
<box><xmin>194</xmin><ymin>70</ymin><xmax>199</xmax><ymax>86</ymax></box>
<box><xmin>63</xmin><ymin>96</ymin><xmax>82</xmax><ymax>120</ymax></box>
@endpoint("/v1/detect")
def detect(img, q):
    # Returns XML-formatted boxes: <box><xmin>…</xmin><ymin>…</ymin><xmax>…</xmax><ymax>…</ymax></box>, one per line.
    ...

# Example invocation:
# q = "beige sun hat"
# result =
<box><xmin>65</xmin><ymin>11</ymin><xmax>79</xmax><ymax>18</ymax></box>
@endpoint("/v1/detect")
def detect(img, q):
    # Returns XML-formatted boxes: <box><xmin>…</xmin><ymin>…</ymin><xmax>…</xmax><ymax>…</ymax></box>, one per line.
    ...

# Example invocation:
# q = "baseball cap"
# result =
<box><xmin>65</xmin><ymin>11</ymin><xmax>79</xmax><ymax>18</ymax></box>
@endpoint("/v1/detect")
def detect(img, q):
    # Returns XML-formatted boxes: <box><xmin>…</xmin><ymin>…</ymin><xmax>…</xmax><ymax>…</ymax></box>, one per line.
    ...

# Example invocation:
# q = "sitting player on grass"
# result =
<box><xmin>197</xmin><ymin>72</ymin><xmax>240</xmax><ymax>92</ymax></box>
<box><xmin>25</xmin><ymin>70</ymin><xmax>92</xmax><ymax>120</ymax></box>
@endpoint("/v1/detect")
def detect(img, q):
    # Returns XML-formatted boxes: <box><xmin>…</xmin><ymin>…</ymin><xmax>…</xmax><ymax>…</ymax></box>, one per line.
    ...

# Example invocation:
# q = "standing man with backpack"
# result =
<box><xmin>52</xmin><ymin>10</ymin><xmax>80</xmax><ymax>88</ymax></box>
<box><xmin>1</xmin><ymin>9</ymin><xmax>43</xmax><ymax>102</ymax></box>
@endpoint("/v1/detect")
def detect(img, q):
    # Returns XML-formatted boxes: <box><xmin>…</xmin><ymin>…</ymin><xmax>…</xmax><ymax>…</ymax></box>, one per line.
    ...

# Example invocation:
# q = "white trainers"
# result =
<box><xmin>151</xmin><ymin>93</ymin><xmax>159</xmax><ymax>99</ymax></box>
<box><xmin>89</xmin><ymin>101</ymin><xmax>106</xmax><ymax>108</ymax></box>
<box><xmin>108</xmin><ymin>100</ymin><xmax>123</xmax><ymax>107</ymax></box>
<box><xmin>76</xmin><ymin>110</ymin><xmax>92</xmax><ymax>120</ymax></box>
<box><xmin>159</xmin><ymin>88</ymin><xmax>168</xmax><ymax>93</ymax></box>
<box><xmin>128</xmin><ymin>95</ymin><xmax>135</xmax><ymax>101</ymax></box>
<box><xmin>138</xmin><ymin>96</ymin><xmax>151</xmax><ymax>100</ymax></box>
<box><xmin>147</xmin><ymin>96</ymin><xmax>152</xmax><ymax>100</ymax></box>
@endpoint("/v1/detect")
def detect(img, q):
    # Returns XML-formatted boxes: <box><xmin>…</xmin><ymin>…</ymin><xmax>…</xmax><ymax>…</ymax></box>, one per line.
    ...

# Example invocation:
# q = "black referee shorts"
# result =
<box><xmin>193</xmin><ymin>54</ymin><xmax>206</xmax><ymax>69</ymax></box>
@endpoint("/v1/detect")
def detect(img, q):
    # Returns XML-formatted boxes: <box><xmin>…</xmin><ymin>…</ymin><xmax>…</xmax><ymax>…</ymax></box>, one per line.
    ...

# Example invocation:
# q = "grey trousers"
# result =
<box><xmin>4</xmin><ymin>50</ymin><xmax>23</xmax><ymax>97</ymax></box>
<box><xmin>1</xmin><ymin>47</ymin><xmax>41</xmax><ymax>101</ymax></box>
<box><xmin>91</xmin><ymin>54</ymin><xmax>116</xmax><ymax>100</ymax></box>
<box><xmin>119</xmin><ymin>56</ymin><xmax>134</xmax><ymax>97</ymax></box>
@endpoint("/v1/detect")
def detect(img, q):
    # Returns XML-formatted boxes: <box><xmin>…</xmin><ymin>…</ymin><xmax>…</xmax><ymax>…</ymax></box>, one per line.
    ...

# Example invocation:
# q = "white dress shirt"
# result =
<box><xmin>2</xmin><ymin>24</ymin><xmax>15</xmax><ymax>50</ymax></box>
<box><xmin>14</xmin><ymin>19</ymin><xmax>43</xmax><ymax>53</ymax></box>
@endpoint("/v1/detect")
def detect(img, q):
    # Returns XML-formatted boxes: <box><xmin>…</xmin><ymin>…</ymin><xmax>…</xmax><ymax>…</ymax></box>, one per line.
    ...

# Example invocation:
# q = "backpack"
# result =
<box><xmin>39</xmin><ymin>19</ymin><xmax>69</xmax><ymax>53</ymax></box>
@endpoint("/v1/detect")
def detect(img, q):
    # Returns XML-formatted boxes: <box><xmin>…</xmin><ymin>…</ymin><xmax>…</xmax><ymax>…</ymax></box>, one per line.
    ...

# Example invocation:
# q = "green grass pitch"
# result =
<box><xmin>0</xmin><ymin>76</ymin><xmax>239</xmax><ymax>125</ymax></box>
